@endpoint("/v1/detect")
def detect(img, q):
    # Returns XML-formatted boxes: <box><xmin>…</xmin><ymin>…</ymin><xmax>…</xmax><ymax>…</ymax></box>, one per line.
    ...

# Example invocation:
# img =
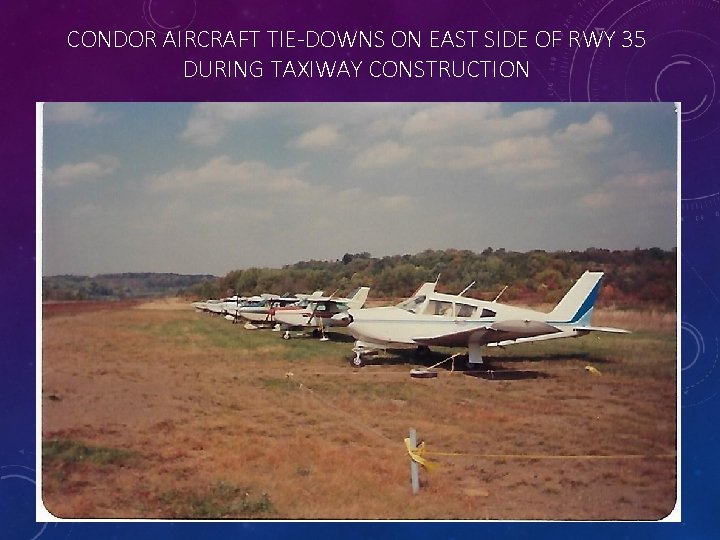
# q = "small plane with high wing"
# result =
<box><xmin>338</xmin><ymin>272</ymin><xmax>628</xmax><ymax>367</ymax></box>
<box><xmin>225</xmin><ymin>291</ymin><xmax>324</xmax><ymax>326</ymax></box>
<box><xmin>273</xmin><ymin>286</ymin><xmax>370</xmax><ymax>340</ymax></box>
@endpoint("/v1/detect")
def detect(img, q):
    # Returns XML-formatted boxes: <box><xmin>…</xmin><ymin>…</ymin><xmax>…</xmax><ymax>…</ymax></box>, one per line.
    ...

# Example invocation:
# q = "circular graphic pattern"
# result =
<box><xmin>552</xmin><ymin>0</ymin><xmax>720</xmax><ymax>139</ymax></box>
<box><xmin>681</xmin><ymin>191</ymin><xmax>720</xmax><ymax>224</ymax></box>
<box><xmin>0</xmin><ymin>466</ymin><xmax>48</xmax><ymax>540</ymax></box>
<box><xmin>681</xmin><ymin>319</ymin><xmax>719</xmax><ymax>407</ymax></box>
<box><xmin>550</xmin><ymin>0</ymin><xmax>720</xmax><ymax>225</ymax></box>
<box><xmin>143</xmin><ymin>0</ymin><xmax>197</xmax><ymax>31</ymax></box>
<box><xmin>681</xmin><ymin>321</ymin><xmax>704</xmax><ymax>372</ymax></box>
<box><xmin>653</xmin><ymin>52</ymin><xmax>714</xmax><ymax>121</ymax></box>
<box><xmin>681</xmin><ymin>162</ymin><xmax>720</xmax><ymax>220</ymax></box>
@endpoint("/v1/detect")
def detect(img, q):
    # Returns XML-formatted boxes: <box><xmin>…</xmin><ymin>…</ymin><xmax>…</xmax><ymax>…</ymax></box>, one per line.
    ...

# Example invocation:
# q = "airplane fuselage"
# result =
<box><xmin>347</xmin><ymin>299</ymin><xmax>558</xmax><ymax>347</ymax></box>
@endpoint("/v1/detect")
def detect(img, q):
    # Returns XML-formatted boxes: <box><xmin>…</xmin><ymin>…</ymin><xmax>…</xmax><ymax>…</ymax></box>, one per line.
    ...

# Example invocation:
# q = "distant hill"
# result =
<box><xmin>192</xmin><ymin>247</ymin><xmax>676</xmax><ymax>310</ymax></box>
<box><xmin>42</xmin><ymin>273</ymin><xmax>217</xmax><ymax>301</ymax></box>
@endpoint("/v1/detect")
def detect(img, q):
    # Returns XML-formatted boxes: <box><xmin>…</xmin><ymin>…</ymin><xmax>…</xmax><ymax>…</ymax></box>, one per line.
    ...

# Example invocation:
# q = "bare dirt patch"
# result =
<box><xmin>41</xmin><ymin>302</ymin><xmax>677</xmax><ymax>520</ymax></box>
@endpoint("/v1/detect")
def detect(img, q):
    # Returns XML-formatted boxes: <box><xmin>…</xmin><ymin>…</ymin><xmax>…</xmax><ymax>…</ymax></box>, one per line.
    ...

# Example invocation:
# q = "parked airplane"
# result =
<box><xmin>193</xmin><ymin>297</ymin><xmax>239</xmax><ymax>315</ymax></box>
<box><xmin>338</xmin><ymin>272</ymin><xmax>628</xmax><ymax>367</ymax></box>
<box><xmin>273</xmin><ymin>287</ymin><xmax>370</xmax><ymax>340</ymax></box>
<box><xmin>229</xmin><ymin>291</ymin><xmax>324</xmax><ymax>326</ymax></box>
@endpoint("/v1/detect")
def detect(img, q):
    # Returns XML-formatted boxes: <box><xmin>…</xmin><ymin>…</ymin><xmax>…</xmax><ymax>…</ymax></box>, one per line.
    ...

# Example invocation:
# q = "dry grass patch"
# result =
<box><xmin>42</xmin><ymin>302</ymin><xmax>677</xmax><ymax>520</ymax></box>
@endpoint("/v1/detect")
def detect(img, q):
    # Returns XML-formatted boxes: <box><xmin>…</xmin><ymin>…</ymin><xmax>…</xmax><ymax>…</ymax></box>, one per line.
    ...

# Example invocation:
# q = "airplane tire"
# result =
<box><xmin>410</xmin><ymin>369</ymin><xmax>438</xmax><ymax>379</ymax></box>
<box><xmin>282</xmin><ymin>332</ymin><xmax>291</xmax><ymax>340</ymax></box>
<box><xmin>350</xmin><ymin>355</ymin><xmax>365</xmax><ymax>368</ymax></box>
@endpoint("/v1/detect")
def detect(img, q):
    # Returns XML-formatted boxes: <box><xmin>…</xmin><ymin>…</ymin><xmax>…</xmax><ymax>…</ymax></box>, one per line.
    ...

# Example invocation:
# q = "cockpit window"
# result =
<box><xmin>397</xmin><ymin>295</ymin><xmax>426</xmax><ymax>313</ymax></box>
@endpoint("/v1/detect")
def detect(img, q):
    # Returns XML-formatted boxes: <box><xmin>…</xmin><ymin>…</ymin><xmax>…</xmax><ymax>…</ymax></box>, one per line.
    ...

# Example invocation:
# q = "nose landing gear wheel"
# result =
<box><xmin>350</xmin><ymin>353</ymin><xmax>365</xmax><ymax>367</ymax></box>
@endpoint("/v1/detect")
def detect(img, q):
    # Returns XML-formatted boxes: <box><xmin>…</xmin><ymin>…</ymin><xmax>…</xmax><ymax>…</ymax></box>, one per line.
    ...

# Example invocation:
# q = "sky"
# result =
<box><xmin>41</xmin><ymin>102</ymin><xmax>678</xmax><ymax>276</ymax></box>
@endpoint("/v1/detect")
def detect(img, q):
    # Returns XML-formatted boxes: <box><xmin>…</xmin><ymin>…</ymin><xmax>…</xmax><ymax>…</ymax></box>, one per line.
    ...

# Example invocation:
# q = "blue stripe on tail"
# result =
<box><xmin>569</xmin><ymin>279</ymin><xmax>602</xmax><ymax>325</ymax></box>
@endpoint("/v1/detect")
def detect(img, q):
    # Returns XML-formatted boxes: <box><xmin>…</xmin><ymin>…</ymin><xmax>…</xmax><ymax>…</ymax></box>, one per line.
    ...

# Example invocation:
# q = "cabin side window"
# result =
<box><xmin>455</xmin><ymin>303</ymin><xmax>477</xmax><ymax>318</ymax></box>
<box><xmin>480</xmin><ymin>308</ymin><xmax>496</xmax><ymax>318</ymax></box>
<box><xmin>423</xmin><ymin>300</ymin><xmax>454</xmax><ymax>317</ymax></box>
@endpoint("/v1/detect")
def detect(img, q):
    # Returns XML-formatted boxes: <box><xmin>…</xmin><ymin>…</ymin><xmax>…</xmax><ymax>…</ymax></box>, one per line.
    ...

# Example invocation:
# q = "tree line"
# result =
<box><xmin>188</xmin><ymin>247</ymin><xmax>676</xmax><ymax>310</ymax></box>
<box><xmin>43</xmin><ymin>272</ymin><xmax>215</xmax><ymax>301</ymax></box>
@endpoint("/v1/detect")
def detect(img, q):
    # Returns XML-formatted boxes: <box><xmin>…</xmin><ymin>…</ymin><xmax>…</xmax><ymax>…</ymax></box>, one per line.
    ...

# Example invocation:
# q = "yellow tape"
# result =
<box><xmin>424</xmin><ymin>451</ymin><xmax>675</xmax><ymax>460</ymax></box>
<box><xmin>404</xmin><ymin>438</ymin><xmax>438</xmax><ymax>471</ymax></box>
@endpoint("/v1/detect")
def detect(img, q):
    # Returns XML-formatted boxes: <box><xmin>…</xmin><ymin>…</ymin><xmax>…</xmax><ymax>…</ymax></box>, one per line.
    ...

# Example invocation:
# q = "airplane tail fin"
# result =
<box><xmin>346</xmin><ymin>287</ymin><xmax>370</xmax><ymax>309</ymax></box>
<box><xmin>547</xmin><ymin>271</ymin><xmax>604</xmax><ymax>325</ymax></box>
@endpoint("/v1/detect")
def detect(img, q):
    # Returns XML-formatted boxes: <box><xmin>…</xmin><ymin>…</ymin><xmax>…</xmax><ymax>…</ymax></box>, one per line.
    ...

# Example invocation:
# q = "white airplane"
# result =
<box><xmin>273</xmin><ymin>287</ymin><xmax>370</xmax><ymax>340</ymax></box>
<box><xmin>339</xmin><ymin>272</ymin><xmax>629</xmax><ymax>367</ymax></box>
<box><xmin>229</xmin><ymin>292</ymin><xmax>323</xmax><ymax>326</ymax></box>
<box><xmin>192</xmin><ymin>297</ymin><xmax>235</xmax><ymax>315</ymax></box>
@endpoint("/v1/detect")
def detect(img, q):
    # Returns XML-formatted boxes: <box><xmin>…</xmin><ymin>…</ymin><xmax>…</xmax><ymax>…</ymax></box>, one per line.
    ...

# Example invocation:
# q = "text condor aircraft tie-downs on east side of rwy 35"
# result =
<box><xmin>333</xmin><ymin>271</ymin><xmax>629</xmax><ymax>368</ymax></box>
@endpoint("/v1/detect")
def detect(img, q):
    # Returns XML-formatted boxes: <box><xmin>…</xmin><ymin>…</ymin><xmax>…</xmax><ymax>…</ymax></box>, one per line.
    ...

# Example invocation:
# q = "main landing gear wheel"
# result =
<box><xmin>282</xmin><ymin>331</ymin><xmax>291</xmax><ymax>340</ymax></box>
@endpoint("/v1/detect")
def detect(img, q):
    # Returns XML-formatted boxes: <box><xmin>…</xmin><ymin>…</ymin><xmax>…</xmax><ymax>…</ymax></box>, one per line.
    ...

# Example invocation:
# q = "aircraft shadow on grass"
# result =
<box><xmin>349</xmin><ymin>348</ymin><xmax>613</xmax><ymax>380</ymax></box>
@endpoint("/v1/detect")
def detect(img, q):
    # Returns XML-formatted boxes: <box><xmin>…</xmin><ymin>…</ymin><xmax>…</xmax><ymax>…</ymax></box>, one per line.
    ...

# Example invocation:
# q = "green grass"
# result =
<box><xmin>488</xmin><ymin>330</ymin><xmax>676</xmax><ymax>378</ymax></box>
<box><xmin>43</xmin><ymin>439</ymin><xmax>138</xmax><ymax>466</ymax></box>
<box><xmin>146</xmin><ymin>316</ymin><xmax>353</xmax><ymax>361</ymax></box>
<box><xmin>257</xmin><ymin>375</ymin><xmax>300</xmax><ymax>393</ymax></box>
<box><xmin>145</xmin><ymin>311</ymin><xmax>676</xmax><ymax>379</ymax></box>
<box><xmin>159</xmin><ymin>482</ymin><xmax>275</xmax><ymax>519</ymax></box>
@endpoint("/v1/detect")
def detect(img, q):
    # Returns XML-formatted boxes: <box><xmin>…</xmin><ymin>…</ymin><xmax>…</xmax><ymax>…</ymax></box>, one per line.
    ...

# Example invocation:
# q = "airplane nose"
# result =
<box><xmin>331</xmin><ymin>312</ymin><xmax>353</xmax><ymax>326</ymax></box>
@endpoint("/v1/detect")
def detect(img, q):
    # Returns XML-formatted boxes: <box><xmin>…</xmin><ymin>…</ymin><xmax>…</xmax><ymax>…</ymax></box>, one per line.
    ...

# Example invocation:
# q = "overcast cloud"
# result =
<box><xmin>42</xmin><ymin>102</ymin><xmax>677</xmax><ymax>276</ymax></box>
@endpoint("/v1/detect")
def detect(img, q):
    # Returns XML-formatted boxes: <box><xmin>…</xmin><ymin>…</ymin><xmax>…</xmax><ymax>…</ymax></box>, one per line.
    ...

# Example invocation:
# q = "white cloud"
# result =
<box><xmin>45</xmin><ymin>155</ymin><xmax>119</xmax><ymax>187</ymax></box>
<box><xmin>44</xmin><ymin>103</ymin><xmax>106</xmax><ymax>124</ymax></box>
<box><xmin>414</xmin><ymin>110</ymin><xmax>615</xmax><ymax>191</ymax></box>
<box><xmin>402</xmin><ymin>103</ymin><xmax>501</xmax><ymax>136</ymax></box>
<box><xmin>291</xmin><ymin>124</ymin><xmax>341</xmax><ymax>150</ymax></box>
<box><xmin>351</xmin><ymin>140</ymin><xmax>414</xmax><ymax>169</ymax></box>
<box><xmin>499</xmin><ymin>107</ymin><xmax>557</xmax><ymax>133</ymax></box>
<box><xmin>401</xmin><ymin>103</ymin><xmax>555</xmax><ymax>139</ymax></box>
<box><xmin>579</xmin><ymin>169</ymin><xmax>675</xmax><ymax>210</ymax></box>
<box><xmin>379</xmin><ymin>195</ymin><xmax>413</xmax><ymax>210</ymax></box>
<box><xmin>149</xmin><ymin>155</ymin><xmax>310</xmax><ymax>194</ymax></box>
<box><xmin>180</xmin><ymin>103</ymin><xmax>268</xmax><ymax>146</ymax></box>
<box><xmin>440</xmin><ymin>135</ymin><xmax>557</xmax><ymax>173</ymax></box>
<box><xmin>554</xmin><ymin>112</ymin><xmax>613</xmax><ymax>143</ymax></box>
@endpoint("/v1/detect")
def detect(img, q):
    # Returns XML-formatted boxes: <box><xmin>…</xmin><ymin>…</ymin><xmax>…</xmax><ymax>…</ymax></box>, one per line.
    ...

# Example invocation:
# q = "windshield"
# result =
<box><xmin>397</xmin><ymin>295</ymin><xmax>426</xmax><ymax>313</ymax></box>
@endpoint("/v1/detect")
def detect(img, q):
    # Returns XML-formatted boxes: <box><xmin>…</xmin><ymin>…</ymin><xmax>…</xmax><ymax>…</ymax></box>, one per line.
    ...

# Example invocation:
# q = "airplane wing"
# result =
<box><xmin>412</xmin><ymin>319</ymin><xmax>619</xmax><ymax>348</ymax></box>
<box><xmin>485</xmin><ymin>325</ymin><xmax>630</xmax><ymax>347</ymax></box>
<box><xmin>413</xmin><ymin>320</ymin><xmax>560</xmax><ymax>347</ymax></box>
<box><xmin>413</xmin><ymin>327</ymin><xmax>493</xmax><ymax>347</ymax></box>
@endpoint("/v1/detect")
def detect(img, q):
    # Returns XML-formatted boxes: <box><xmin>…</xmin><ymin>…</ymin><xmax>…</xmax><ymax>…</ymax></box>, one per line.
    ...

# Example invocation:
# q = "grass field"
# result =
<box><xmin>41</xmin><ymin>299</ymin><xmax>677</xmax><ymax>520</ymax></box>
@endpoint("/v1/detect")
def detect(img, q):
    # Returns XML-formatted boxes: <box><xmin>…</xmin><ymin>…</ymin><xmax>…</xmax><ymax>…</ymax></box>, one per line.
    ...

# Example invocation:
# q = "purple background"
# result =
<box><xmin>3</xmin><ymin>0</ymin><xmax>720</xmax><ymax>538</ymax></box>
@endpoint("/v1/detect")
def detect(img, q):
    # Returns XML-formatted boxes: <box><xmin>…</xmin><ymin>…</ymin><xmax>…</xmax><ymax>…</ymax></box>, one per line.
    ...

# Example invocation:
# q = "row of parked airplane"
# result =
<box><xmin>192</xmin><ymin>287</ymin><xmax>371</xmax><ymax>340</ymax></box>
<box><xmin>192</xmin><ymin>271</ymin><xmax>629</xmax><ymax>367</ymax></box>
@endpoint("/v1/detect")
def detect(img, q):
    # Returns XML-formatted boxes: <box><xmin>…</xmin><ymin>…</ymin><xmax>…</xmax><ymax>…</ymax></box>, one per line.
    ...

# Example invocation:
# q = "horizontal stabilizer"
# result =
<box><xmin>574</xmin><ymin>325</ymin><xmax>630</xmax><ymax>334</ymax></box>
